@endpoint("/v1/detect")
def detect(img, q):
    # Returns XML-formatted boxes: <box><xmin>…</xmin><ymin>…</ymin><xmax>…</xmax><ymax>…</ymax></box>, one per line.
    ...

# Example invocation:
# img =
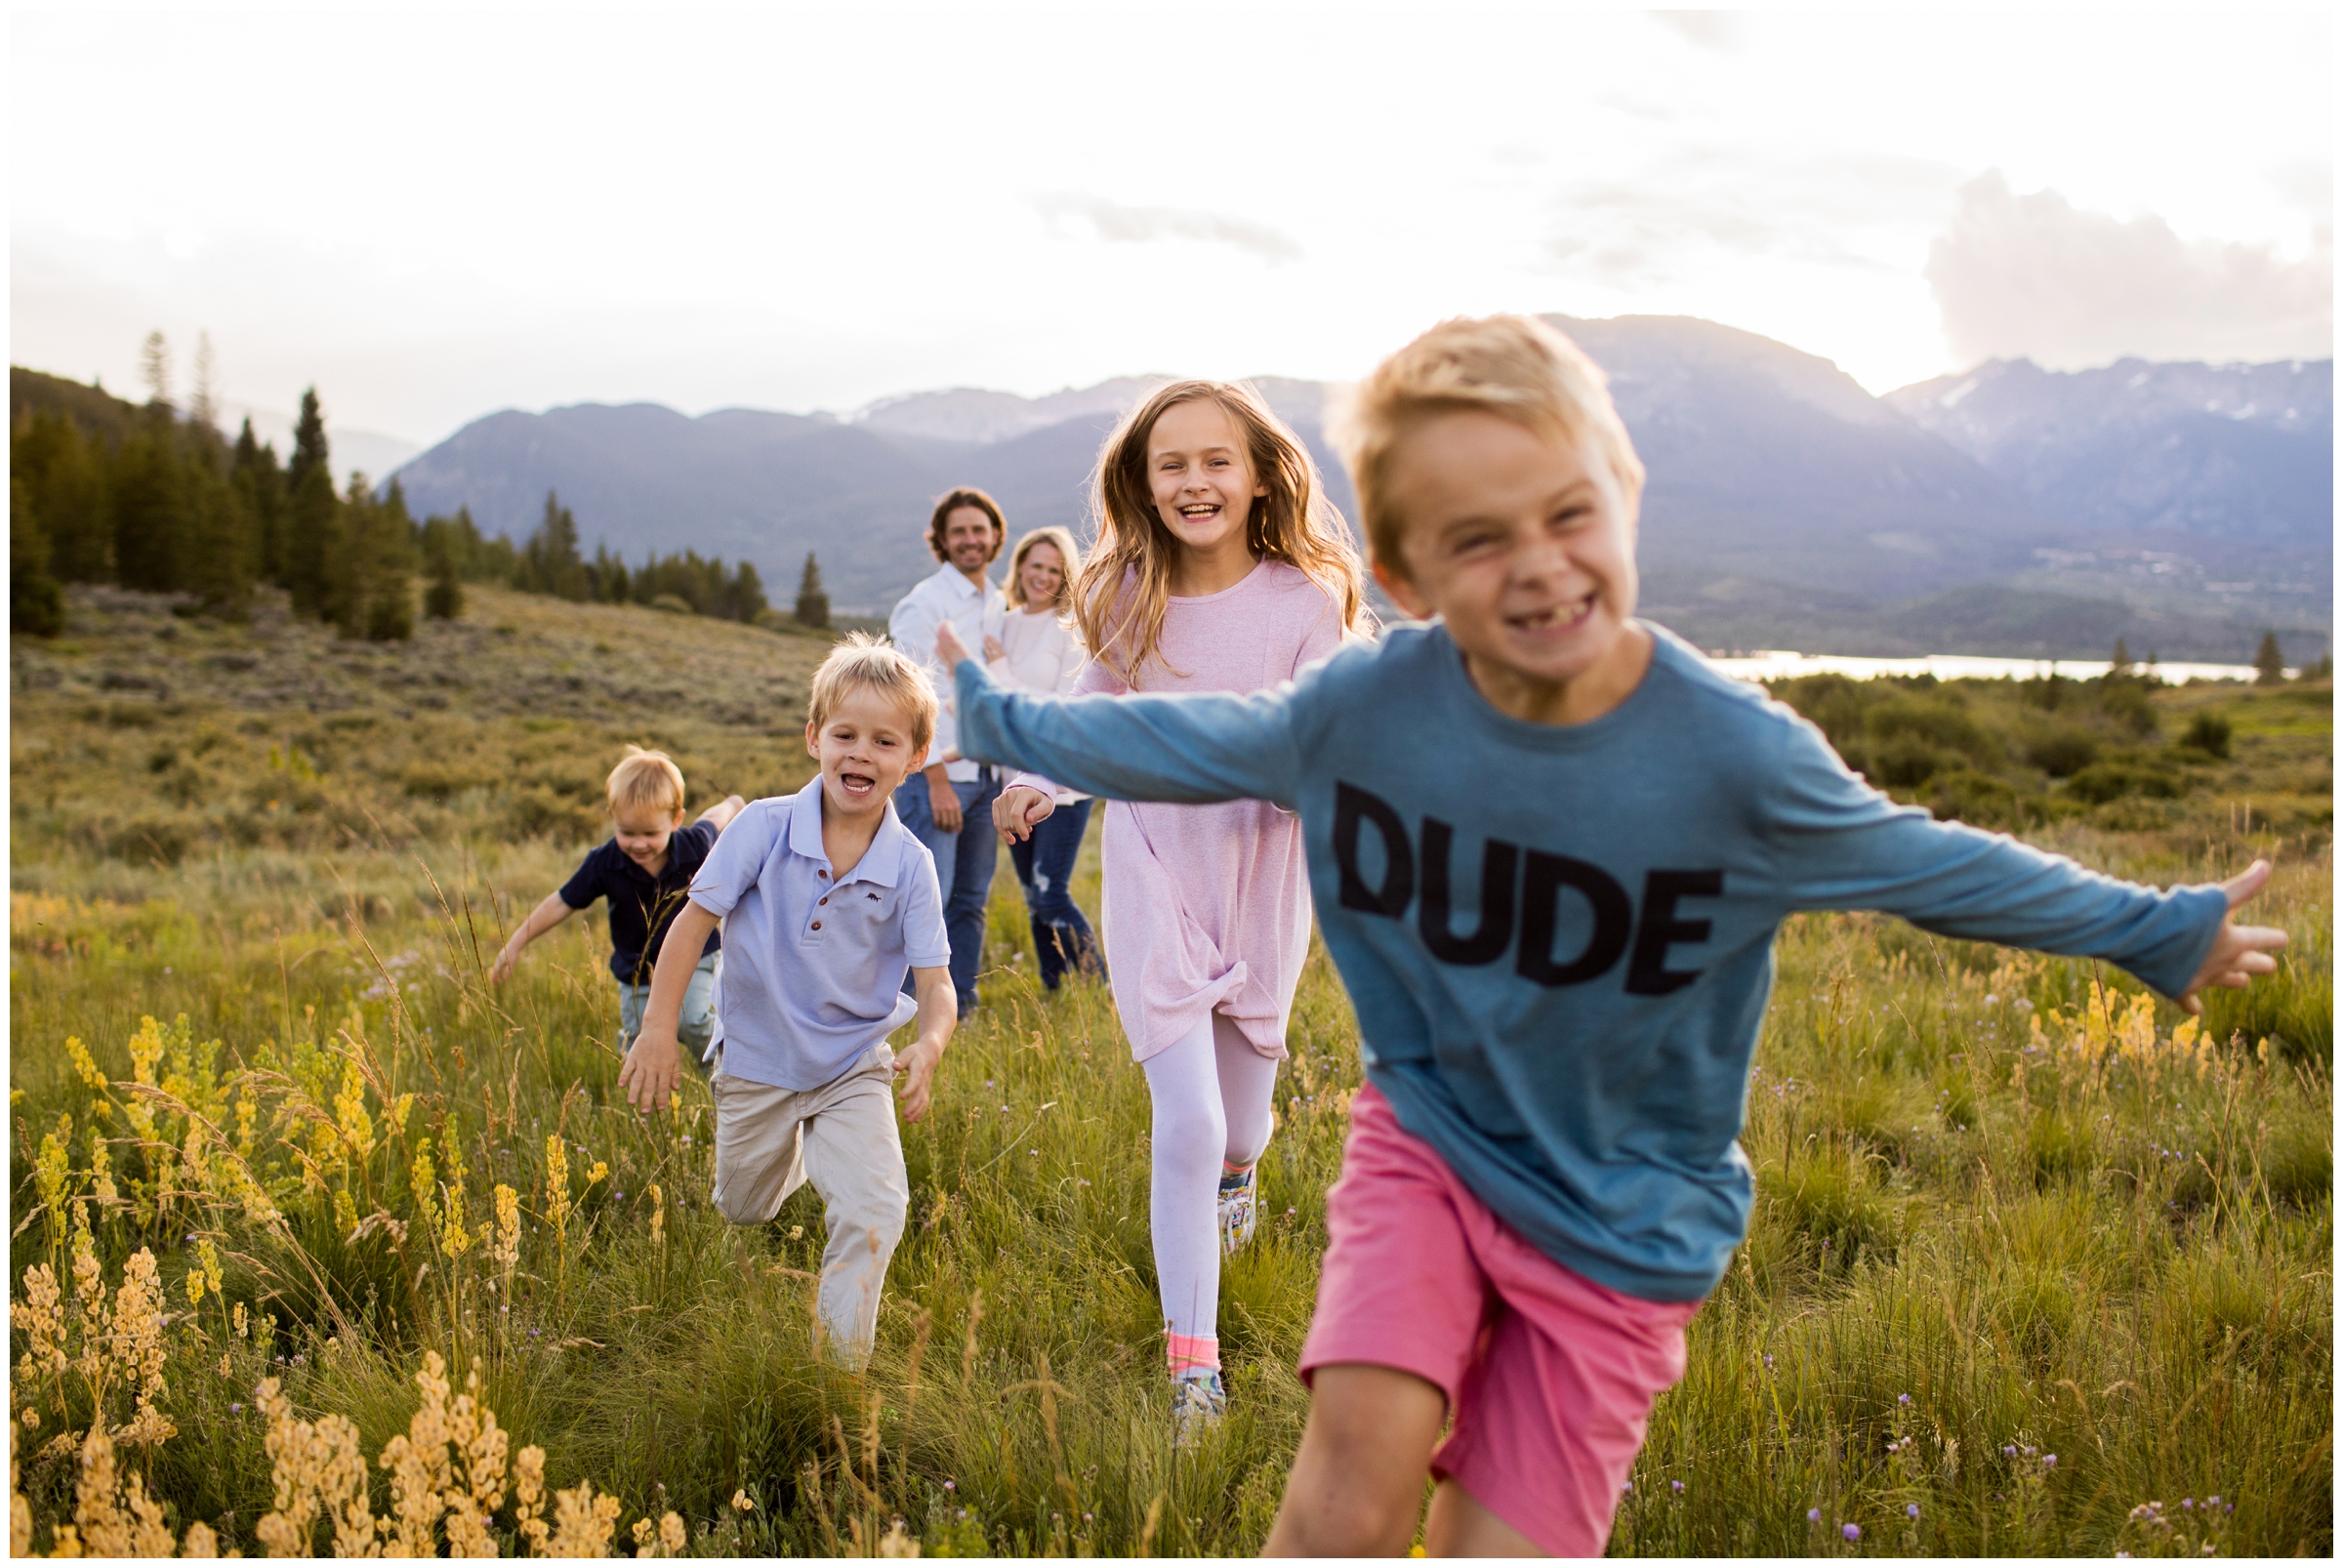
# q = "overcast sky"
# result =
<box><xmin>11</xmin><ymin>4</ymin><xmax>2333</xmax><ymax>448</ymax></box>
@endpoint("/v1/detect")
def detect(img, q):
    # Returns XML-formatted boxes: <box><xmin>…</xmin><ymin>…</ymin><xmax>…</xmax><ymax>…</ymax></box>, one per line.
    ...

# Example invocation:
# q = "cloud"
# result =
<box><xmin>1035</xmin><ymin>195</ymin><xmax>1301</xmax><ymax>265</ymax></box>
<box><xmin>1547</xmin><ymin>152</ymin><xmax>1955</xmax><ymax>288</ymax></box>
<box><xmin>1927</xmin><ymin>171</ymin><xmax>2333</xmax><ymax>368</ymax></box>
<box><xmin>1649</xmin><ymin>11</ymin><xmax>1742</xmax><ymax>52</ymax></box>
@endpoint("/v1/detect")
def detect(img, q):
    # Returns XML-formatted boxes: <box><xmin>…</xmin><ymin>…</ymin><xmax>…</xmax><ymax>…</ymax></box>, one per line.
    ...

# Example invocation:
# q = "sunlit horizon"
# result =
<box><xmin>12</xmin><ymin>5</ymin><xmax>2332</xmax><ymax>449</ymax></box>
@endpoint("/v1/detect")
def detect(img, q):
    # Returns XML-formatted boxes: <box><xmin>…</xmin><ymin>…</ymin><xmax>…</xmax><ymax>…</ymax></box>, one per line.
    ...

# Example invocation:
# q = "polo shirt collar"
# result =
<box><xmin>931</xmin><ymin>562</ymin><xmax>989</xmax><ymax>601</ymax></box>
<box><xmin>785</xmin><ymin>775</ymin><xmax>909</xmax><ymax>887</ymax></box>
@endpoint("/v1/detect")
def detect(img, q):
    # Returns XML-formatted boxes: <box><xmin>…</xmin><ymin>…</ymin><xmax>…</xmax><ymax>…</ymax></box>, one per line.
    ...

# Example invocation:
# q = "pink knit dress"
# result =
<box><xmin>1014</xmin><ymin>560</ymin><xmax>1342</xmax><ymax>1063</ymax></box>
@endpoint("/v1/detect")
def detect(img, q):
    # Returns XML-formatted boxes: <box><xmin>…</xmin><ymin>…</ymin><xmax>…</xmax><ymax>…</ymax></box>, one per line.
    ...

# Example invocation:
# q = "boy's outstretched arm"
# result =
<box><xmin>1772</xmin><ymin>722</ymin><xmax>2285</xmax><ymax>1002</ymax></box>
<box><xmin>892</xmin><ymin>965</ymin><xmax>956</xmax><ymax>1123</ymax></box>
<box><xmin>618</xmin><ymin>900</ymin><xmax>720</xmax><ymax>1112</ymax></box>
<box><xmin>699</xmin><ymin>794</ymin><xmax>747</xmax><ymax>833</ymax></box>
<box><xmin>490</xmin><ymin>891</ymin><xmax>578</xmax><ymax>982</ymax></box>
<box><xmin>935</xmin><ymin>624</ymin><xmax>1304</xmax><ymax>807</ymax></box>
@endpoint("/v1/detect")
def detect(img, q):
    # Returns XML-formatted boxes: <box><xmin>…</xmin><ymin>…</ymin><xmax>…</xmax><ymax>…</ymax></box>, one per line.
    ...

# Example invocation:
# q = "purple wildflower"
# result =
<box><xmin>1898</xmin><ymin>1392</ymin><xmax>1911</xmax><ymax>1405</ymax></box>
<box><xmin>229</xmin><ymin>1403</ymin><xmax>243</xmax><ymax>1414</ymax></box>
<box><xmin>1671</xmin><ymin>1480</ymin><xmax>1685</xmax><ymax>1494</ymax></box>
<box><xmin>1906</xmin><ymin>1504</ymin><xmax>1919</xmax><ymax>1519</ymax></box>
<box><xmin>1807</xmin><ymin>1507</ymin><xmax>1821</xmax><ymax>1523</ymax></box>
<box><xmin>2042</xmin><ymin>1454</ymin><xmax>2057</xmax><ymax>1466</ymax></box>
<box><xmin>943</xmin><ymin>1480</ymin><xmax>955</xmax><ymax>1492</ymax></box>
<box><xmin>1842</xmin><ymin>1523</ymin><xmax>1862</xmax><ymax>1541</ymax></box>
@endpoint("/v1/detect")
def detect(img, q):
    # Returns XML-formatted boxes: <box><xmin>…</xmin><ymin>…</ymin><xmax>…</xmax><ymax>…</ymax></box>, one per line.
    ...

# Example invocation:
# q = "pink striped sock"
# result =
<box><xmin>1167</xmin><ymin>1333</ymin><xmax>1220</xmax><ymax>1376</ymax></box>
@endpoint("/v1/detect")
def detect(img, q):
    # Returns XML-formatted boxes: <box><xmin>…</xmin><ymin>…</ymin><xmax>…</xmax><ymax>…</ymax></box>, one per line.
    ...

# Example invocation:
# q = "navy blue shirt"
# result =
<box><xmin>559</xmin><ymin>819</ymin><xmax>723</xmax><ymax>983</ymax></box>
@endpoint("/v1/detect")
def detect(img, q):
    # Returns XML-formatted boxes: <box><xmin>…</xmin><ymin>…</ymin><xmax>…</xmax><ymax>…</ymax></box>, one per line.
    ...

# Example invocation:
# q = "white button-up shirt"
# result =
<box><xmin>888</xmin><ymin>561</ymin><xmax>1006</xmax><ymax>782</ymax></box>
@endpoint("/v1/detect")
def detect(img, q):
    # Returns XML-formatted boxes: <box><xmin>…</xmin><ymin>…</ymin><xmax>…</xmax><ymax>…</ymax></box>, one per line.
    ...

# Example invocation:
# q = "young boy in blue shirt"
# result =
<box><xmin>492</xmin><ymin>747</ymin><xmax>744</xmax><ymax>1069</ymax></box>
<box><xmin>936</xmin><ymin>316</ymin><xmax>2286</xmax><ymax>1556</ymax></box>
<box><xmin>621</xmin><ymin>635</ymin><xmax>956</xmax><ymax>1369</ymax></box>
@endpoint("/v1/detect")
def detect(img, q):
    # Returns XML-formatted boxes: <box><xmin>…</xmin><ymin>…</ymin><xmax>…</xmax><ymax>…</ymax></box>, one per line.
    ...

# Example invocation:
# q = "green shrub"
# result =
<box><xmin>1870</xmin><ymin>734</ymin><xmax>1945</xmax><ymax>787</ymax></box>
<box><xmin>1868</xmin><ymin>695</ymin><xmax>1995</xmax><ymax>763</ymax></box>
<box><xmin>2025</xmin><ymin>727</ymin><xmax>2099</xmax><ymax>778</ymax></box>
<box><xmin>2181</xmin><ymin>711</ymin><xmax>2234</xmax><ymax>759</ymax></box>
<box><xmin>1923</xmin><ymin>766</ymin><xmax>2031</xmax><ymax>829</ymax></box>
<box><xmin>2063</xmin><ymin>761</ymin><xmax>2183</xmax><ymax>805</ymax></box>
<box><xmin>2093</xmin><ymin>678</ymin><xmax>2160</xmax><ymax>736</ymax></box>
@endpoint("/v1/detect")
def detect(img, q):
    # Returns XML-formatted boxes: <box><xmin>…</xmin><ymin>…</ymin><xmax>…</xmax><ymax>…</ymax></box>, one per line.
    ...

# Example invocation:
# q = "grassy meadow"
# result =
<box><xmin>9</xmin><ymin>584</ymin><xmax>2332</xmax><ymax>1556</ymax></box>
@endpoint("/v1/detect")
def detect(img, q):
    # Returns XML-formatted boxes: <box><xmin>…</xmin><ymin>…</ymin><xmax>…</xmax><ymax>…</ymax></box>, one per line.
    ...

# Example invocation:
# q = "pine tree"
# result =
<box><xmin>731</xmin><ymin>559</ymin><xmax>767</xmax><ymax>623</ymax></box>
<box><xmin>12</xmin><ymin>411</ymin><xmax>110</xmax><ymax>583</ymax></box>
<box><xmin>109</xmin><ymin>416</ymin><xmax>186</xmax><ymax>593</ymax></box>
<box><xmin>360</xmin><ymin>478</ymin><xmax>417</xmax><ymax>640</ymax></box>
<box><xmin>282</xmin><ymin>390</ymin><xmax>342</xmax><ymax>620</ymax></box>
<box><xmin>188</xmin><ymin>331</ymin><xmax>219</xmax><ymax>432</ymax></box>
<box><xmin>182</xmin><ymin>434</ymin><xmax>253</xmax><ymax>619</ymax></box>
<box><xmin>139</xmin><ymin>330</ymin><xmax>172</xmax><ymax>410</ymax></box>
<box><xmin>231</xmin><ymin>420</ymin><xmax>288</xmax><ymax>585</ymax></box>
<box><xmin>517</xmin><ymin>492</ymin><xmax>589</xmax><ymax>601</ymax></box>
<box><xmin>2109</xmin><ymin>638</ymin><xmax>2131</xmax><ymax>675</ymax></box>
<box><xmin>423</xmin><ymin>517</ymin><xmax>465</xmax><ymax>620</ymax></box>
<box><xmin>11</xmin><ymin>475</ymin><xmax>66</xmax><ymax>638</ymax></box>
<box><xmin>2253</xmin><ymin>632</ymin><xmax>2285</xmax><ymax>686</ymax></box>
<box><xmin>795</xmin><ymin>551</ymin><xmax>831</xmax><ymax>629</ymax></box>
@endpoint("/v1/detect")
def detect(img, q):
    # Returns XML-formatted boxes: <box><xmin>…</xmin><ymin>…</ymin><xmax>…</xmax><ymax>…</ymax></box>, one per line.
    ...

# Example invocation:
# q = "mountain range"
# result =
<box><xmin>385</xmin><ymin>316</ymin><xmax>2333</xmax><ymax>662</ymax></box>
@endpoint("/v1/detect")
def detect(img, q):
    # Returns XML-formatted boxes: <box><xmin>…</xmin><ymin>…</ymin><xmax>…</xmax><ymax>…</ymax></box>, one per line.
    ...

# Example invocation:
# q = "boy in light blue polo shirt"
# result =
<box><xmin>622</xmin><ymin>634</ymin><xmax>955</xmax><ymax>1368</ymax></box>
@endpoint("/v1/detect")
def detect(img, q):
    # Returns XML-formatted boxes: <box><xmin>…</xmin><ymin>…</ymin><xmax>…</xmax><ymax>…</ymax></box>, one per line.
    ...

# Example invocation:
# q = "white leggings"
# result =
<box><xmin>1140</xmin><ymin>1011</ymin><xmax>1280</xmax><ymax>1371</ymax></box>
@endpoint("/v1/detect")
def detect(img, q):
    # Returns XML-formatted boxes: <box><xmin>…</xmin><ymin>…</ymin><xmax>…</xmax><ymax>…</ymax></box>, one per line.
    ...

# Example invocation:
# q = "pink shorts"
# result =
<box><xmin>1298</xmin><ymin>1084</ymin><xmax>1701</xmax><ymax>1556</ymax></box>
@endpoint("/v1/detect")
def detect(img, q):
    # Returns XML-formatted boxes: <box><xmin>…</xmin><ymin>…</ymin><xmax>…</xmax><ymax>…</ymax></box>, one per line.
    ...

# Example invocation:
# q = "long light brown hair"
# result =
<box><xmin>1073</xmin><ymin>380</ymin><xmax>1365</xmax><ymax>685</ymax></box>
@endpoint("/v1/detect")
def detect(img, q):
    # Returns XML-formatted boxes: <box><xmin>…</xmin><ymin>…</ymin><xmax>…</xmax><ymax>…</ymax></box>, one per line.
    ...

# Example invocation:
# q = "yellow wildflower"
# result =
<box><xmin>65</xmin><ymin>1037</ymin><xmax>107</xmax><ymax>1092</ymax></box>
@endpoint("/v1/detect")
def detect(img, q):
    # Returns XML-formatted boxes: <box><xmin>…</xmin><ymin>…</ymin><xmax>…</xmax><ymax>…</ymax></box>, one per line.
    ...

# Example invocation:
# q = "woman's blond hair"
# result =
<box><xmin>1073</xmin><ymin>380</ymin><xmax>1365</xmax><ymax>685</ymax></box>
<box><xmin>607</xmin><ymin>746</ymin><xmax>685</xmax><ymax>817</ymax></box>
<box><xmin>1003</xmin><ymin>526</ymin><xmax>1084</xmax><ymax>612</ymax></box>
<box><xmin>1332</xmin><ymin>314</ymin><xmax>1645</xmax><ymax>581</ymax></box>
<box><xmin>811</xmin><ymin>631</ymin><xmax>939</xmax><ymax>754</ymax></box>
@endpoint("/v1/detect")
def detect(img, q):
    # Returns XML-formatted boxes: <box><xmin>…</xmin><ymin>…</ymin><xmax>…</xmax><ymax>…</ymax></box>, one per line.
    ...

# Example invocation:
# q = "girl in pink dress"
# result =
<box><xmin>988</xmin><ymin>380</ymin><xmax>1366</xmax><ymax>1436</ymax></box>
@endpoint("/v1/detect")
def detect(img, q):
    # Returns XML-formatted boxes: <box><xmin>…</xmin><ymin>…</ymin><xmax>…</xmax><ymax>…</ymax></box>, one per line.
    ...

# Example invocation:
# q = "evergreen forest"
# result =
<box><xmin>11</xmin><ymin>355</ymin><xmax>773</xmax><ymax>642</ymax></box>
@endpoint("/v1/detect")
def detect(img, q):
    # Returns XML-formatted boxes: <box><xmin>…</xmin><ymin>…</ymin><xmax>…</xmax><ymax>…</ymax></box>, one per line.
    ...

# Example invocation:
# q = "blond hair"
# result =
<box><xmin>1075</xmin><ymin>380</ymin><xmax>1366</xmax><ymax>685</ymax></box>
<box><xmin>1004</xmin><ymin>526</ymin><xmax>1083</xmax><ymax>611</ymax></box>
<box><xmin>811</xmin><ymin>631</ymin><xmax>939</xmax><ymax>753</ymax></box>
<box><xmin>1333</xmin><ymin>315</ymin><xmax>1646</xmax><ymax>580</ymax></box>
<box><xmin>606</xmin><ymin>747</ymin><xmax>685</xmax><ymax>818</ymax></box>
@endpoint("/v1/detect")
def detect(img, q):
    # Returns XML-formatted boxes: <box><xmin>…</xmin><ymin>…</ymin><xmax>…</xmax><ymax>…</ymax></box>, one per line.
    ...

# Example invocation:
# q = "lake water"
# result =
<box><xmin>1706</xmin><ymin>650</ymin><xmax>2274</xmax><ymax>684</ymax></box>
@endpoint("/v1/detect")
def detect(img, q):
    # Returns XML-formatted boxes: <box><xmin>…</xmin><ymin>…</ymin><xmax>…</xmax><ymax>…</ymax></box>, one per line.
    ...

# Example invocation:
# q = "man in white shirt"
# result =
<box><xmin>886</xmin><ymin>486</ymin><xmax>1008</xmax><ymax>1017</ymax></box>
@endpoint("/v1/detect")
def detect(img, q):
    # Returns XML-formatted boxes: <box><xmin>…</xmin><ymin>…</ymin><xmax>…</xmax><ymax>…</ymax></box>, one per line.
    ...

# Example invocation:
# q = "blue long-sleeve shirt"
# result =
<box><xmin>953</xmin><ymin>621</ymin><xmax>2228</xmax><ymax>1301</ymax></box>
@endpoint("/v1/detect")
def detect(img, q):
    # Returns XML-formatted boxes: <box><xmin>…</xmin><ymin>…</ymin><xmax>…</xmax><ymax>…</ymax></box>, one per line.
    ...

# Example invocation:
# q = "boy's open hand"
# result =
<box><xmin>994</xmin><ymin>785</ymin><xmax>1055</xmax><ymax>845</ymax></box>
<box><xmin>893</xmin><ymin>1036</ymin><xmax>945</xmax><ymax>1123</ymax></box>
<box><xmin>2179</xmin><ymin>858</ymin><xmax>2288</xmax><ymax>1015</ymax></box>
<box><xmin>618</xmin><ymin>1029</ymin><xmax>683</xmax><ymax>1113</ymax></box>
<box><xmin>488</xmin><ymin>941</ymin><xmax>523</xmax><ymax>983</ymax></box>
<box><xmin>935</xmin><ymin>622</ymin><xmax>974</xmax><ymax>671</ymax></box>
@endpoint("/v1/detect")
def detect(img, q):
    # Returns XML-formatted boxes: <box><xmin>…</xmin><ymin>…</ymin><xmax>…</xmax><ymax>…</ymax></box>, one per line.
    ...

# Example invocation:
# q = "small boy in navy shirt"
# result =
<box><xmin>492</xmin><ymin>746</ymin><xmax>744</xmax><ymax>1069</ymax></box>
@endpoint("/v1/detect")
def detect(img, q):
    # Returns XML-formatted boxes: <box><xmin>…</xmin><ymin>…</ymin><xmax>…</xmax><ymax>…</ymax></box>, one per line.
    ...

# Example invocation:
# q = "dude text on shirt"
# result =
<box><xmin>1333</xmin><ymin>781</ymin><xmax>1721</xmax><ymax>995</ymax></box>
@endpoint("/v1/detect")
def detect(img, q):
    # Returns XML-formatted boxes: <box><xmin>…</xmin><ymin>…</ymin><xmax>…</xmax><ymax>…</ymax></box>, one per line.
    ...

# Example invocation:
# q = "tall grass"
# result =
<box><xmin>9</xmin><ymin>591</ymin><xmax>2331</xmax><ymax>1555</ymax></box>
<box><xmin>11</xmin><ymin>832</ymin><xmax>2327</xmax><ymax>1554</ymax></box>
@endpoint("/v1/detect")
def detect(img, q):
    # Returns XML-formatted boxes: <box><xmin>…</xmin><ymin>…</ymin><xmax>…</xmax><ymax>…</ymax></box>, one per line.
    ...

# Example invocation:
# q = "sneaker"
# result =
<box><xmin>1217</xmin><ymin>1164</ymin><xmax>1258</xmax><ymax>1257</ymax></box>
<box><xmin>1172</xmin><ymin>1372</ymin><xmax>1225</xmax><ymax>1447</ymax></box>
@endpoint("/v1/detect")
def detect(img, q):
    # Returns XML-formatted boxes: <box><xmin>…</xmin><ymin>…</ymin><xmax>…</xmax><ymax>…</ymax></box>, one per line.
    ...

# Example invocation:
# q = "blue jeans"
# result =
<box><xmin>1009</xmin><ymin>797</ymin><xmax>1100</xmax><ymax>989</ymax></box>
<box><xmin>893</xmin><ymin>768</ymin><xmax>1002</xmax><ymax>1013</ymax></box>
<box><xmin>618</xmin><ymin>950</ymin><xmax>719</xmax><ymax>1073</ymax></box>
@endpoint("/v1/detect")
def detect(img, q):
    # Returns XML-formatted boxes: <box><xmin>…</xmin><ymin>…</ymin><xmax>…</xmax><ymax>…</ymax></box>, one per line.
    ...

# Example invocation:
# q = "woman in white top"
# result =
<box><xmin>983</xmin><ymin>527</ymin><xmax>1103</xmax><ymax>988</ymax></box>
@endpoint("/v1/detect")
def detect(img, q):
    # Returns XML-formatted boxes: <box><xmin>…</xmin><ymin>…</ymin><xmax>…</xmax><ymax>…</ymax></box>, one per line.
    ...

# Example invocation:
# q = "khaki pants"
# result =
<box><xmin>709</xmin><ymin>1044</ymin><xmax>908</xmax><ymax>1369</ymax></box>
